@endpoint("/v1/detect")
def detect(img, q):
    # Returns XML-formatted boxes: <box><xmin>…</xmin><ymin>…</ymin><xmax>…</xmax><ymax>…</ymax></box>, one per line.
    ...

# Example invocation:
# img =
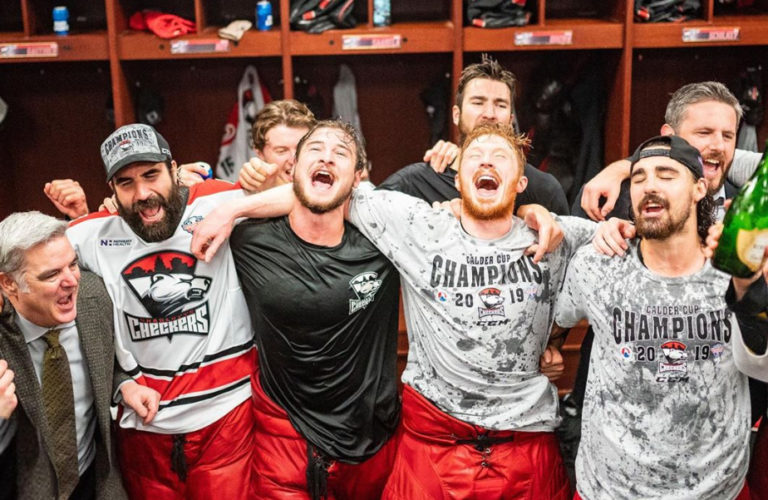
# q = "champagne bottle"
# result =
<box><xmin>712</xmin><ymin>146</ymin><xmax>768</xmax><ymax>277</ymax></box>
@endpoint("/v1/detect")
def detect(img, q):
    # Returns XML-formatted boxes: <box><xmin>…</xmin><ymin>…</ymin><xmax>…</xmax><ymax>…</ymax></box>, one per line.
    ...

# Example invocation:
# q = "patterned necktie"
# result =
<box><xmin>42</xmin><ymin>329</ymin><xmax>80</xmax><ymax>499</ymax></box>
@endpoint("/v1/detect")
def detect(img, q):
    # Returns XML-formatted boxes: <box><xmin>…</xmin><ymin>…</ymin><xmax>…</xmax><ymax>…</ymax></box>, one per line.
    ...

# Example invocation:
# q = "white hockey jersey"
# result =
<box><xmin>67</xmin><ymin>180</ymin><xmax>254</xmax><ymax>434</ymax></box>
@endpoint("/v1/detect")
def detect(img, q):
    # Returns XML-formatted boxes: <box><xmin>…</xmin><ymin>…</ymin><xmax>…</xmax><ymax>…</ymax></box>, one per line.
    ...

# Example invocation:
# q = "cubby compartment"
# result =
<box><xmin>630</xmin><ymin>46</ymin><xmax>768</xmax><ymax>150</ymax></box>
<box><xmin>120</xmin><ymin>57</ymin><xmax>283</xmax><ymax>169</ymax></box>
<box><xmin>293</xmin><ymin>53</ymin><xmax>452</xmax><ymax>183</ymax></box>
<box><xmin>0</xmin><ymin>62</ymin><xmax>113</xmax><ymax>215</ymax></box>
<box><xmin>0</xmin><ymin>2</ymin><xmax>24</xmax><ymax>34</ymax></box>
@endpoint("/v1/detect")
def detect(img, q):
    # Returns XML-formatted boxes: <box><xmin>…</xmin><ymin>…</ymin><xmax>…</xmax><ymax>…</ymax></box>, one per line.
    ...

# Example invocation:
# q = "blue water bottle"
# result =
<box><xmin>53</xmin><ymin>6</ymin><xmax>69</xmax><ymax>36</ymax></box>
<box><xmin>256</xmin><ymin>1</ymin><xmax>273</xmax><ymax>31</ymax></box>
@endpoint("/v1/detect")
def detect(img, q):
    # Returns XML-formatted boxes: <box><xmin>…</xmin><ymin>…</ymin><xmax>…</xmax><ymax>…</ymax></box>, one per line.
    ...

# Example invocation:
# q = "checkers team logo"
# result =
<box><xmin>620</xmin><ymin>346</ymin><xmax>632</xmax><ymax>360</ymax></box>
<box><xmin>348</xmin><ymin>271</ymin><xmax>382</xmax><ymax>314</ymax></box>
<box><xmin>121</xmin><ymin>251</ymin><xmax>212</xmax><ymax>342</ymax></box>
<box><xmin>477</xmin><ymin>287</ymin><xmax>505</xmax><ymax>319</ymax></box>
<box><xmin>657</xmin><ymin>341</ymin><xmax>689</xmax><ymax>382</ymax></box>
<box><xmin>182</xmin><ymin>215</ymin><xmax>204</xmax><ymax>234</ymax></box>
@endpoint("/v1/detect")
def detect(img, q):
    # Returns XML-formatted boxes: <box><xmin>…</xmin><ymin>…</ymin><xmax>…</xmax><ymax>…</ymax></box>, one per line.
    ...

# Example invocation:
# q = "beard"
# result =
<box><xmin>633</xmin><ymin>193</ymin><xmax>691</xmax><ymax>240</ymax></box>
<box><xmin>116</xmin><ymin>184</ymin><xmax>186</xmax><ymax>242</ymax></box>
<box><xmin>458</xmin><ymin>115</ymin><xmax>498</xmax><ymax>145</ymax></box>
<box><xmin>293</xmin><ymin>178</ymin><xmax>354</xmax><ymax>215</ymax></box>
<box><xmin>700</xmin><ymin>150</ymin><xmax>731</xmax><ymax>195</ymax></box>
<box><xmin>458</xmin><ymin>179</ymin><xmax>516</xmax><ymax>221</ymax></box>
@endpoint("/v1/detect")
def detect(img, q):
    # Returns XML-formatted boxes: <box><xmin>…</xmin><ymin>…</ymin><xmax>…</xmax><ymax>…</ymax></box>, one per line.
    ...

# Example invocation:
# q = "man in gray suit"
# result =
<box><xmin>0</xmin><ymin>211</ymin><xmax>148</xmax><ymax>500</ymax></box>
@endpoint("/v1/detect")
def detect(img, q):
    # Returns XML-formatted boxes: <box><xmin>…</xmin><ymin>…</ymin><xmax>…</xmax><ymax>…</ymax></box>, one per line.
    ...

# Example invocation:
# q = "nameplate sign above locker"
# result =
<box><xmin>171</xmin><ymin>40</ymin><xmax>230</xmax><ymax>55</ymax></box>
<box><xmin>682</xmin><ymin>27</ymin><xmax>740</xmax><ymax>43</ymax></box>
<box><xmin>514</xmin><ymin>31</ymin><xmax>573</xmax><ymax>46</ymax></box>
<box><xmin>342</xmin><ymin>34</ymin><xmax>401</xmax><ymax>50</ymax></box>
<box><xmin>0</xmin><ymin>42</ymin><xmax>58</xmax><ymax>59</ymax></box>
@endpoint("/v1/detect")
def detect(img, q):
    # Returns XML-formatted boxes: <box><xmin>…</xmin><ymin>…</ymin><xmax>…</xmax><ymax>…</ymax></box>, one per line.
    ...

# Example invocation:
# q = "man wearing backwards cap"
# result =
<box><xmin>66</xmin><ymin>124</ymin><xmax>255</xmax><ymax>499</ymax></box>
<box><xmin>554</xmin><ymin>135</ymin><xmax>764</xmax><ymax>499</ymax></box>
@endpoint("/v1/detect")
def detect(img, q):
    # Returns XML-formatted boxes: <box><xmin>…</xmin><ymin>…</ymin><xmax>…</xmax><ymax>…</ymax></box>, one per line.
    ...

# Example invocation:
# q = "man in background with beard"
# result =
<box><xmin>379</xmin><ymin>55</ymin><xmax>570</xmax><ymax>215</ymax></box>
<box><xmin>66</xmin><ymin>124</ymin><xmax>256</xmax><ymax>499</ymax></box>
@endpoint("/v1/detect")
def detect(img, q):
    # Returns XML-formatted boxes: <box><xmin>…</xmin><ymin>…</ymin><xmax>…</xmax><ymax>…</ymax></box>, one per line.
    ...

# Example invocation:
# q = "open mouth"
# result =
<box><xmin>474</xmin><ymin>174</ymin><xmax>500</xmax><ymax>197</ymax></box>
<box><xmin>140</xmin><ymin>205</ymin><xmax>164</xmax><ymax>224</ymax></box>
<box><xmin>702</xmin><ymin>157</ymin><xmax>722</xmax><ymax>177</ymax></box>
<box><xmin>641</xmin><ymin>200</ymin><xmax>666</xmax><ymax>217</ymax></box>
<box><xmin>311</xmin><ymin>170</ymin><xmax>335</xmax><ymax>190</ymax></box>
<box><xmin>57</xmin><ymin>292</ymin><xmax>75</xmax><ymax>310</ymax></box>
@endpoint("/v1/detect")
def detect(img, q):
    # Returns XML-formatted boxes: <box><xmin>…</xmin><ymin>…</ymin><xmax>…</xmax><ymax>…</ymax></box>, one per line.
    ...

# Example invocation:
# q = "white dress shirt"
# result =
<box><xmin>16</xmin><ymin>314</ymin><xmax>96</xmax><ymax>476</ymax></box>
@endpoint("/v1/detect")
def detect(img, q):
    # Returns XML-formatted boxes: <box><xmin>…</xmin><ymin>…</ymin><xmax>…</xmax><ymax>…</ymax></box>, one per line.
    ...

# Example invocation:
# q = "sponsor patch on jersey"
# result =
<box><xmin>436</xmin><ymin>290</ymin><xmax>448</xmax><ymax>302</ymax></box>
<box><xmin>477</xmin><ymin>287</ymin><xmax>505</xmax><ymax>319</ymax></box>
<box><xmin>620</xmin><ymin>346</ymin><xmax>632</xmax><ymax>360</ymax></box>
<box><xmin>349</xmin><ymin>271</ymin><xmax>382</xmax><ymax>314</ymax></box>
<box><xmin>181</xmin><ymin>215</ymin><xmax>204</xmax><ymax>234</ymax></box>
<box><xmin>711</xmin><ymin>342</ymin><xmax>724</xmax><ymax>364</ymax></box>
<box><xmin>121</xmin><ymin>250</ymin><xmax>212</xmax><ymax>341</ymax></box>
<box><xmin>100</xmin><ymin>238</ymin><xmax>133</xmax><ymax>247</ymax></box>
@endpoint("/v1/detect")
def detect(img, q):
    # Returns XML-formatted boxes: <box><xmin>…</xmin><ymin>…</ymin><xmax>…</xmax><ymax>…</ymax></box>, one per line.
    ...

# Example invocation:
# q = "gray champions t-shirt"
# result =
<box><xmin>349</xmin><ymin>188</ymin><xmax>595</xmax><ymax>431</ymax></box>
<box><xmin>555</xmin><ymin>242</ymin><xmax>750</xmax><ymax>500</ymax></box>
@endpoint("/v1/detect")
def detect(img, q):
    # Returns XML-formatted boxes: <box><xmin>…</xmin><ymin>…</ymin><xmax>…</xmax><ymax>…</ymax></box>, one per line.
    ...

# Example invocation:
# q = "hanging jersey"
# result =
<box><xmin>230</xmin><ymin>217</ymin><xmax>401</xmax><ymax>461</ymax></box>
<box><xmin>349</xmin><ymin>188</ymin><xmax>595</xmax><ymax>431</ymax></box>
<box><xmin>555</xmin><ymin>242</ymin><xmax>750</xmax><ymax>500</ymax></box>
<box><xmin>67</xmin><ymin>181</ymin><xmax>254</xmax><ymax>434</ymax></box>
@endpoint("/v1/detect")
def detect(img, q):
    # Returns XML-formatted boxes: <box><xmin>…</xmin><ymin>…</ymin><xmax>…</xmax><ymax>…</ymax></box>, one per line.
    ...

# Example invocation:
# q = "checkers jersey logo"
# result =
<box><xmin>348</xmin><ymin>271</ymin><xmax>382</xmax><ymax>314</ymax></box>
<box><xmin>121</xmin><ymin>251</ymin><xmax>212</xmax><ymax>341</ymax></box>
<box><xmin>477</xmin><ymin>287</ymin><xmax>505</xmax><ymax>319</ymax></box>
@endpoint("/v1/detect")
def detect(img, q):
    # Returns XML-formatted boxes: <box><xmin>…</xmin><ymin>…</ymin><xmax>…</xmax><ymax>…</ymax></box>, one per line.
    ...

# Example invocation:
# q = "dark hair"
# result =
<box><xmin>295</xmin><ymin>120</ymin><xmax>367</xmax><ymax>172</ymax></box>
<box><xmin>696</xmin><ymin>194</ymin><xmax>716</xmax><ymax>246</ymax></box>
<box><xmin>456</xmin><ymin>54</ymin><xmax>517</xmax><ymax>108</ymax></box>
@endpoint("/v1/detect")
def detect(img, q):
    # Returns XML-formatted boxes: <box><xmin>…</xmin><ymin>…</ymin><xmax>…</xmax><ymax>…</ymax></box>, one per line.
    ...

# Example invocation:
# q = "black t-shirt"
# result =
<box><xmin>230</xmin><ymin>217</ymin><xmax>401</xmax><ymax>462</ymax></box>
<box><xmin>378</xmin><ymin>161</ymin><xmax>571</xmax><ymax>215</ymax></box>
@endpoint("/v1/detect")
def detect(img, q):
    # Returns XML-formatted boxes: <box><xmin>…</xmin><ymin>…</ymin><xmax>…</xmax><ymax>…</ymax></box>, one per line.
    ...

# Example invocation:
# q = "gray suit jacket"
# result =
<box><xmin>0</xmin><ymin>271</ymin><xmax>127</xmax><ymax>500</ymax></box>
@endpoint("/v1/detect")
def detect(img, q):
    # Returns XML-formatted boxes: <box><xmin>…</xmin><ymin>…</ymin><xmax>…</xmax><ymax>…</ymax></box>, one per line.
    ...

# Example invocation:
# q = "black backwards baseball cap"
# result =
<box><xmin>100</xmin><ymin>123</ymin><xmax>172</xmax><ymax>181</ymax></box>
<box><xmin>629</xmin><ymin>135</ymin><xmax>704</xmax><ymax>179</ymax></box>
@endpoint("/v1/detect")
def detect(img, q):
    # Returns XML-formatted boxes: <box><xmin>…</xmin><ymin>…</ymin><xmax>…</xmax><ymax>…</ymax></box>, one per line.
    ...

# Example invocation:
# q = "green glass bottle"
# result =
<box><xmin>713</xmin><ymin>146</ymin><xmax>768</xmax><ymax>278</ymax></box>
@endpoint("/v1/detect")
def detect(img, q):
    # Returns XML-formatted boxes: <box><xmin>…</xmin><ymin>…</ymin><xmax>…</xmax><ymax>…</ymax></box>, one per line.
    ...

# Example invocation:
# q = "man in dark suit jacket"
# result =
<box><xmin>0</xmin><ymin>211</ymin><xmax>140</xmax><ymax>500</ymax></box>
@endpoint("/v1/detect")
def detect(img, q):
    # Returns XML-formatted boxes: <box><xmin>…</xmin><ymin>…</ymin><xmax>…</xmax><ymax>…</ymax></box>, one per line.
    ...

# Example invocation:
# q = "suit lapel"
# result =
<box><xmin>75</xmin><ymin>283</ymin><xmax>109</xmax><ymax>411</ymax></box>
<box><xmin>0</xmin><ymin>300</ymin><xmax>53</xmax><ymax>453</ymax></box>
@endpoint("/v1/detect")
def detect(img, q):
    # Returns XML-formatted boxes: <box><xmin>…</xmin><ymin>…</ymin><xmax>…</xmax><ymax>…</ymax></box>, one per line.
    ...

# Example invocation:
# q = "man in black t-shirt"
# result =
<box><xmin>226</xmin><ymin>121</ymin><xmax>401</xmax><ymax>499</ymax></box>
<box><xmin>379</xmin><ymin>55</ymin><xmax>570</xmax><ymax>215</ymax></box>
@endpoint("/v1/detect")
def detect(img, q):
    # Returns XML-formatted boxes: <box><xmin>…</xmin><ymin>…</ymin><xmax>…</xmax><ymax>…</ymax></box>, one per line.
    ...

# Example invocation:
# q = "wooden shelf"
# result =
<box><xmin>0</xmin><ymin>31</ymin><xmax>109</xmax><ymax>62</ymax></box>
<box><xmin>464</xmin><ymin>18</ymin><xmax>624</xmax><ymax>52</ymax></box>
<box><xmin>632</xmin><ymin>15</ymin><xmax>768</xmax><ymax>48</ymax></box>
<box><xmin>117</xmin><ymin>29</ymin><xmax>282</xmax><ymax>60</ymax></box>
<box><xmin>289</xmin><ymin>21</ymin><xmax>455</xmax><ymax>56</ymax></box>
